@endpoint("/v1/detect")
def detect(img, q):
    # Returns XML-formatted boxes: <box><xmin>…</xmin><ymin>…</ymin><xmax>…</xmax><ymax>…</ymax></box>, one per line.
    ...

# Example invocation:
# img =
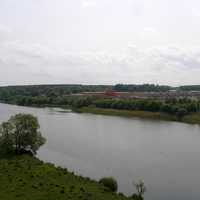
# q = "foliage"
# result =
<box><xmin>179</xmin><ymin>85</ymin><xmax>200</xmax><ymax>91</ymax></box>
<box><xmin>0</xmin><ymin>155</ymin><xmax>132</xmax><ymax>200</ymax></box>
<box><xmin>0</xmin><ymin>84</ymin><xmax>175</xmax><ymax>101</ymax></box>
<box><xmin>0</xmin><ymin>122</ymin><xmax>14</xmax><ymax>154</ymax></box>
<box><xmin>131</xmin><ymin>194</ymin><xmax>143</xmax><ymax>200</ymax></box>
<box><xmin>134</xmin><ymin>180</ymin><xmax>147</xmax><ymax>199</ymax></box>
<box><xmin>99</xmin><ymin>177</ymin><xmax>118</xmax><ymax>192</ymax></box>
<box><xmin>93</xmin><ymin>98</ymin><xmax>200</xmax><ymax>117</ymax></box>
<box><xmin>76</xmin><ymin>106</ymin><xmax>200</xmax><ymax>125</ymax></box>
<box><xmin>114</xmin><ymin>84</ymin><xmax>171</xmax><ymax>92</ymax></box>
<box><xmin>0</xmin><ymin>84</ymin><xmax>109</xmax><ymax>100</ymax></box>
<box><xmin>0</xmin><ymin>114</ymin><xmax>46</xmax><ymax>155</ymax></box>
<box><xmin>0</xmin><ymin>84</ymin><xmax>200</xmax><ymax>122</ymax></box>
<box><xmin>176</xmin><ymin>108</ymin><xmax>188</xmax><ymax>120</ymax></box>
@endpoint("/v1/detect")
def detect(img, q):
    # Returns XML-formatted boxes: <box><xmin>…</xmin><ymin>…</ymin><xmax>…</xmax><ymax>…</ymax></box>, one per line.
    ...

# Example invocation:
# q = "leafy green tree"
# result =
<box><xmin>0</xmin><ymin>114</ymin><xmax>46</xmax><ymax>155</ymax></box>
<box><xmin>99</xmin><ymin>177</ymin><xmax>118</xmax><ymax>192</ymax></box>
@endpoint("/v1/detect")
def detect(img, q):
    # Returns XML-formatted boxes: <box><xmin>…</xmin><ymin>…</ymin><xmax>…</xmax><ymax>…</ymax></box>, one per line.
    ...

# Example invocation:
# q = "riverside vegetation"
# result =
<box><xmin>0</xmin><ymin>113</ymin><xmax>145</xmax><ymax>200</ymax></box>
<box><xmin>0</xmin><ymin>84</ymin><xmax>200</xmax><ymax>124</ymax></box>
<box><xmin>76</xmin><ymin>98</ymin><xmax>200</xmax><ymax>124</ymax></box>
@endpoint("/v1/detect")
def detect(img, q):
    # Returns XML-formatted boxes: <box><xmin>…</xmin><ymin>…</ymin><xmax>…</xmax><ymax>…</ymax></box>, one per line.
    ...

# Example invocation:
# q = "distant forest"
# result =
<box><xmin>0</xmin><ymin>84</ymin><xmax>200</xmax><ymax>119</ymax></box>
<box><xmin>0</xmin><ymin>84</ymin><xmax>199</xmax><ymax>107</ymax></box>
<box><xmin>0</xmin><ymin>84</ymin><xmax>200</xmax><ymax>98</ymax></box>
<box><xmin>0</xmin><ymin>84</ymin><xmax>110</xmax><ymax>106</ymax></box>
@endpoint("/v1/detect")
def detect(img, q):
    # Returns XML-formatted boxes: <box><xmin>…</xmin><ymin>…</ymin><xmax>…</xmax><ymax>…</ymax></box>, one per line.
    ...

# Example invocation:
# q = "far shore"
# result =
<box><xmin>1</xmin><ymin>101</ymin><xmax>200</xmax><ymax>125</ymax></box>
<box><xmin>75</xmin><ymin>107</ymin><xmax>200</xmax><ymax>125</ymax></box>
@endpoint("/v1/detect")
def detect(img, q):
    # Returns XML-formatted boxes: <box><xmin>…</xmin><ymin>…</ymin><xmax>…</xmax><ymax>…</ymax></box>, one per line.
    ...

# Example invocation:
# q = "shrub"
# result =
<box><xmin>131</xmin><ymin>194</ymin><xmax>143</xmax><ymax>200</ymax></box>
<box><xmin>99</xmin><ymin>177</ymin><xmax>118</xmax><ymax>192</ymax></box>
<box><xmin>176</xmin><ymin>108</ymin><xmax>188</xmax><ymax>120</ymax></box>
<box><xmin>132</xmin><ymin>179</ymin><xmax>146</xmax><ymax>200</ymax></box>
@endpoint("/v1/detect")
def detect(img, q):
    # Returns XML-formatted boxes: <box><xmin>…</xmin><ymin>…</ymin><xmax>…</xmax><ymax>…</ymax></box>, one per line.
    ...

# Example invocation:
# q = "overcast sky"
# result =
<box><xmin>0</xmin><ymin>0</ymin><xmax>200</xmax><ymax>86</ymax></box>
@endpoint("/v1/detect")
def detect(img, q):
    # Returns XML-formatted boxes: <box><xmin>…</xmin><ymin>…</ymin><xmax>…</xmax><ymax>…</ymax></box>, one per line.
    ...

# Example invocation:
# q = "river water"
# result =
<box><xmin>0</xmin><ymin>103</ymin><xmax>200</xmax><ymax>200</ymax></box>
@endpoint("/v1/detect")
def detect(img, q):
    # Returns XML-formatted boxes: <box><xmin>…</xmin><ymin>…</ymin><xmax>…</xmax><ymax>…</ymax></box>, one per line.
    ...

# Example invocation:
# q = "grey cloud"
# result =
<box><xmin>0</xmin><ymin>21</ymin><xmax>199</xmax><ymax>85</ymax></box>
<box><xmin>1</xmin><ymin>39</ymin><xmax>200</xmax><ymax>85</ymax></box>
<box><xmin>158</xmin><ymin>47</ymin><xmax>200</xmax><ymax>70</ymax></box>
<box><xmin>1</xmin><ymin>0</ymin><xmax>200</xmax><ymax>86</ymax></box>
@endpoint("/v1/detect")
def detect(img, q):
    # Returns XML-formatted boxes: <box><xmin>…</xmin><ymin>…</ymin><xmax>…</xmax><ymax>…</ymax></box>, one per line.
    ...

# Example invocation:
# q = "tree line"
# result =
<box><xmin>179</xmin><ymin>85</ymin><xmax>200</xmax><ymax>91</ymax></box>
<box><xmin>1</xmin><ymin>84</ymin><xmax>200</xmax><ymax>102</ymax></box>
<box><xmin>2</xmin><ymin>93</ymin><xmax>199</xmax><ymax>119</ymax></box>
<box><xmin>0</xmin><ymin>84</ymin><xmax>109</xmax><ymax>99</ymax></box>
<box><xmin>93</xmin><ymin>98</ymin><xmax>200</xmax><ymax>119</ymax></box>
<box><xmin>113</xmin><ymin>84</ymin><xmax>171</xmax><ymax>92</ymax></box>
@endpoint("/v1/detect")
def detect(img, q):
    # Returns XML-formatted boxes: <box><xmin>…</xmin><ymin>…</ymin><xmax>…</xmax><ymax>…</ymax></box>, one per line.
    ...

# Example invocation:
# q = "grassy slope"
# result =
<box><xmin>77</xmin><ymin>107</ymin><xmax>200</xmax><ymax>125</ymax></box>
<box><xmin>0</xmin><ymin>155</ymin><xmax>131</xmax><ymax>200</ymax></box>
<box><xmin>183</xmin><ymin>113</ymin><xmax>200</xmax><ymax>124</ymax></box>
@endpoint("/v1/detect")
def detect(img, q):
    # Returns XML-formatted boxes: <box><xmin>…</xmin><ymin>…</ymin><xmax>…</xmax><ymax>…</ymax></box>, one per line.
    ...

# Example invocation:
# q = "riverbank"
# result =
<box><xmin>0</xmin><ymin>155</ymin><xmax>132</xmax><ymax>200</ymax></box>
<box><xmin>2</xmin><ymin>101</ymin><xmax>200</xmax><ymax>125</ymax></box>
<box><xmin>76</xmin><ymin>107</ymin><xmax>200</xmax><ymax>124</ymax></box>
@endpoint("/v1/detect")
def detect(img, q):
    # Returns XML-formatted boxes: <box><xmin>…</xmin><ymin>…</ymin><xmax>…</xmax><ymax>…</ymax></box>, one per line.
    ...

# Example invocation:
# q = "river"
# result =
<box><xmin>0</xmin><ymin>103</ymin><xmax>200</xmax><ymax>200</ymax></box>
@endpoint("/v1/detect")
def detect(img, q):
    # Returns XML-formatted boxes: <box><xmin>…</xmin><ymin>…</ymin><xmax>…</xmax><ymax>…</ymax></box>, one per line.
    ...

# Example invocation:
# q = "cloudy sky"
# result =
<box><xmin>0</xmin><ymin>0</ymin><xmax>200</xmax><ymax>86</ymax></box>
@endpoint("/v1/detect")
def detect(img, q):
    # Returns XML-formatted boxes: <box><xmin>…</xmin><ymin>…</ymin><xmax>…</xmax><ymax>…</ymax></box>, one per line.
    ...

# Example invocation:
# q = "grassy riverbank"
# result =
<box><xmin>2</xmin><ymin>101</ymin><xmax>200</xmax><ymax>125</ymax></box>
<box><xmin>0</xmin><ymin>155</ymin><xmax>132</xmax><ymax>200</ymax></box>
<box><xmin>77</xmin><ymin>107</ymin><xmax>200</xmax><ymax>124</ymax></box>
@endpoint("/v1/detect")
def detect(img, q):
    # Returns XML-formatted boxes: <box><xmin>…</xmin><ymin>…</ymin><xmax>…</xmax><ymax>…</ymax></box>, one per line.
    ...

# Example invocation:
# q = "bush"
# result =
<box><xmin>132</xmin><ymin>179</ymin><xmax>146</xmax><ymax>199</ymax></box>
<box><xmin>131</xmin><ymin>194</ymin><xmax>143</xmax><ymax>200</ymax></box>
<box><xmin>176</xmin><ymin>108</ymin><xmax>188</xmax><ymax>120</ymax></box>
<box><xmin>99</xmin><ymin>177</ymin><xmax>118</xmax><ymax>192</ymax></box>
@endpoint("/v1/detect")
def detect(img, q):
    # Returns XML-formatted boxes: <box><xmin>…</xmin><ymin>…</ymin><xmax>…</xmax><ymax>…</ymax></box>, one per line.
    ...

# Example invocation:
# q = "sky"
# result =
<box><xmin>0</xmin><ymin>0</ymin><xmax>200</xmax><ymax>86</ymax></box>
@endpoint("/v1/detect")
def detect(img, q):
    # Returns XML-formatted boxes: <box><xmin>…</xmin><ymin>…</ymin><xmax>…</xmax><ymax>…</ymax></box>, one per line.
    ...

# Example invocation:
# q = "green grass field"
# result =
<box><xmin>0</xmin><ymin>155</ymin><xmax>132</xmax><ymax>200</ymax></box>
<box><xmin>77</xmin><ymin>107</ymin><xmax>200</xmax><ymax>125</ymax></box>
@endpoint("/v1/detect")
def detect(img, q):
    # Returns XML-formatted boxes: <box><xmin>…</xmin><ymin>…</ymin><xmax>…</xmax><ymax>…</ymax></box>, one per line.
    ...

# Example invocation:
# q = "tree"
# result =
<box><xmin>131</xmin><ymin>179</ymin><xmax>146</xmax><ymax>200</ymax></box>
<box><xmin>0</xmin><ymin>122</ymin><xmax>13</xmax><ymax>154</ymax></box>
<box><xmin>0</xmin><ymin>114</ymin><xmax>46</xmax><ymax>155</ymax></box>
<box><xmin>99</xmin><ymin>177</ymin><xmax>118</xmax><ymax>192</ymax></box>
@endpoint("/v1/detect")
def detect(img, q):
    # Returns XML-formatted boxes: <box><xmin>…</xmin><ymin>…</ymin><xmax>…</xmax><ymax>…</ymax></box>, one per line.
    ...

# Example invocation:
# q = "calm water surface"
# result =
<box><xmin>0</xmin><ymin>103</ymin><xmax>200</xmax><ymax>200</ymax></box>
